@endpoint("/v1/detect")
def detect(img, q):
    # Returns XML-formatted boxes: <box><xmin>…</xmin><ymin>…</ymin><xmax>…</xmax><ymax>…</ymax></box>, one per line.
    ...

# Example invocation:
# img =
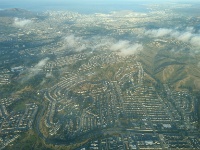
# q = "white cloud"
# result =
<box><xmin>145</xmin><ymin>28</ymin><xmax>200</xmax><ymax>47</ymax></box>
<box><xmin>32</xmin><ymin>58</ymin><xmax>49</xmax><ymax>70</ymax></box>
<box><xmin>14</xmin><ymin>17</ymin><xmax>32</xmax><ymax>27</ymax></box>
<box><xmin>145</xmin><ymin>28</ymin><xmax>173</xmax><ymax>37</ymax></box>
<box><xmin>177</xmin><ymin>32</ymin><xmax>193</xmax><ymax>42</ymax></box>
<box><xmin>59</xmin><ymin>35</ymin><xmax>143</xmax><ymax>56</ymax></box>
<box><xmin>119</xmin><ymin>43</ymin><xmax>143</xmax><ymax>56</ymax></box>
<box><xmin>63</xmin><ymin>34</ymin><xmax>87</xmax><ymax>51</ymax></box>
<box><xmin>190</xmin><ymin>36</ymin><xmax>200</xmax><ymax>47</ymax></box>
<box><xmin>110</xmin><ymin>40</ymin><xmax>143</xmax><ymax>56</ymax></box>
<box><xmin>64</xmin><ymin>35</ymin><xmax>79</xmax><ymax>47</ymax></box>
<box><xmin>110</xmin><ymin>40</ymin><xmax>130</xmax><ymax>51</ymax></box>
<box><xmin>25</xmin><ymin>58</ymin><xmax>49</xmax><ymax>81</ymax></box>
<box><xmin>110</xmin><ymin>10</ymin><xmax>147</xmax><ymax>18</ymax></box>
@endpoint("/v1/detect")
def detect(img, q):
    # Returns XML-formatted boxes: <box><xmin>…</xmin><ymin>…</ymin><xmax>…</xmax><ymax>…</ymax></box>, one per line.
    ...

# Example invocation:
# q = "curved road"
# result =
<box><xmin>34</xmin><ymin>102</ymin><xmax>104</xmax><ymax>146</ymax></box>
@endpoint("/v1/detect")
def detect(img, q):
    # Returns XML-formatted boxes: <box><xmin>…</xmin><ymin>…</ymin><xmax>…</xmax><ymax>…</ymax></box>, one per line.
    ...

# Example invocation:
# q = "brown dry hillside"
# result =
<box><xmin>138</xmin><ymin>45</ymin><xmax>200</xmax><ymax>91</ymax></box>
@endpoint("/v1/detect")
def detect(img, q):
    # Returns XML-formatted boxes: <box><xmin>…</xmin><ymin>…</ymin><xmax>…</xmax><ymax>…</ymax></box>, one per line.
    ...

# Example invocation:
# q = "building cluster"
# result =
<box><xmin>44</xmin><ymin>53</ymin><xmax>87</xmax><ymax>72</ymax></box>
<box><xmin>0</xmin><ymin>8</ymin><xmax>200</xmax><ymax>149</ymax></box>
<box><xmin>41</xmin><ymin>52</ymin><xmax>200</xmax><ymax>149</ymax></box>
<box><xmin>0</xmin><ymin>98</ymin><xmax>18</xmax><ymax>107</ymax></box>
<box><xmin>82</xmin><ymin>130</ymin><xmax>200</xmax><ymax>150</ymax></box>
<box><xmin>0</xmin><ymin>103</ymin><xmax>38</xmax><ymax>149</ymax></box>
<box><xmin>0</xmin><ymin>69</ymin><xmax>11</xmax><ymax>85</ymax></box>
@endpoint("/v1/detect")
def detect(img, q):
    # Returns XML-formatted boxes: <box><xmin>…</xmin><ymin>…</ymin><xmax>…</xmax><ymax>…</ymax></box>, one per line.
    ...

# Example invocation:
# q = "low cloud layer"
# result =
<box><xmin>31</xmin><ymin>57</ymin><xmax>49</xmax><ymax>74</ymax></box>
<box><xmin>145</xmin><ymin>28</ymin><xmax>173</xmax><ymax>38</ymax></box>
<box><xmin>62</xmin><ymin>34</ymin><xmax>87</xmax><ymax>51</ymax></box>
<box><xmin>145</xmin><ymin>28</ymin><xmax>200</xmax><ymax>47</ymax></box>
<box><xmin>110</xmin><ymin>10</ymin><xmax>147</xmax><ymax>18</ymax></box>
<box><xmin>14</xmin><ymin>17</ymin><xmax>32</xmax><ymax>27</ymax></box>
<box><xmin>60</xmin><ymin>34</ymin><xmax>143</xmax><ymax>57</ymax></box>
<box><xmin>110</xmin><ymin>40</ymin><xmax>143</xmax><ymax>56</ymax></box>
<box><xmin>22</xmin><ymin>58</ymin><xmax>49</xmax><ymax>82</ymax></box>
